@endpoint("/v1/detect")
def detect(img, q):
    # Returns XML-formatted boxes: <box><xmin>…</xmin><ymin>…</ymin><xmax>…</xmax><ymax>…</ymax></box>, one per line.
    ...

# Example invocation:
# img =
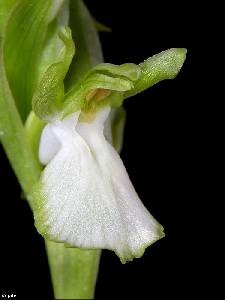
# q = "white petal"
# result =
<box><xmin>77</xmin><ymin>107</ymin><xmax>164</xmax><ymax>261</ymax></box>
<box><xmin>33</xmin><ymin>107</ymin><xmax>164</xmax><ymax>263</ymax></box>
<box><xmin>39</xmin><ymin>111</ymin><xmax>80</xmax><ymax>165</ymax></box>
<box><xmin>39</xmin><ymin>124</ymin><xmax>61</xmax><ymax>165</ymax></box>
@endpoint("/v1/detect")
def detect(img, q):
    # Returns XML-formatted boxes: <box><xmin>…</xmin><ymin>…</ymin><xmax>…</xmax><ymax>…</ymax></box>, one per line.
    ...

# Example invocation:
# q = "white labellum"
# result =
<box><xmin>33</xmin><ymin>106</ymin><xmax>164</xmax><ymax>263</ymax></box>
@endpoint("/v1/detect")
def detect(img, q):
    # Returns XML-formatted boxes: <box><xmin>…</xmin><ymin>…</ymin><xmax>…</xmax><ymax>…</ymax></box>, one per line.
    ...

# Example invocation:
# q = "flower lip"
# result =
<box><xmin>33</xmin><ymin>106</ymin><xmax>164</xmax><ymax>263</ymax></box>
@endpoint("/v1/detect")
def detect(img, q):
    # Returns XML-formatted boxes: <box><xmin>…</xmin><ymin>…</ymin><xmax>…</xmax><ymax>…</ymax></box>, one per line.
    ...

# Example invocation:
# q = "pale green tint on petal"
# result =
<box><xmin>32</xmin><ymin>27</ymin><xmax>75</xmax><ymax>121</ymax></box>
<box><xmin>33</xmin><ymin>108</ymin><xmax>164</xmax><ymax>263</ymax></box>
<box><xmin>124</xmin><ymin>48</ymin><xmax>187</xmax><ymax>98</ymax></box>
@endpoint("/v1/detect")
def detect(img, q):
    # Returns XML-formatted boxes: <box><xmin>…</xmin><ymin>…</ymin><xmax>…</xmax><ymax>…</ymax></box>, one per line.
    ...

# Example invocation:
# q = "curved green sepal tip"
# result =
<box><xmin>124</xmin><ymin>48</ymin><xmax>187</xmax><ymax>99</ymax></box>
<box><xmin>32</xmin><ymin>27</ymin><xmax>75</xmax><ymax>121</ymax></box>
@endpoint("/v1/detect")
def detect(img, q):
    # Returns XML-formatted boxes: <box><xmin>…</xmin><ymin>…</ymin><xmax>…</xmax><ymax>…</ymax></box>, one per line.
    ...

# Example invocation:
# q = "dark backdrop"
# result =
<box><xmin>0</xmin><ymin>1</ymin><xmax>200</xmax><ymax>299</ymax></box>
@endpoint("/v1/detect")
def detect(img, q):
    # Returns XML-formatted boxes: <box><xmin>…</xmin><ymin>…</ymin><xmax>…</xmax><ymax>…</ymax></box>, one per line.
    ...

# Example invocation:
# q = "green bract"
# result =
<box><xmin>32</xmin><ymin>27</ymin><xmax>75</xmax><ymax>121</ymax></box>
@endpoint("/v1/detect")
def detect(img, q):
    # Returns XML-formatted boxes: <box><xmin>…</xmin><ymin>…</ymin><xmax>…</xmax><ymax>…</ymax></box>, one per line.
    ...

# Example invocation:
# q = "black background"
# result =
<box><xmin>0</xmin><ymin>1</ymin><xmax>201</xmax><ymax>299</ymax></box>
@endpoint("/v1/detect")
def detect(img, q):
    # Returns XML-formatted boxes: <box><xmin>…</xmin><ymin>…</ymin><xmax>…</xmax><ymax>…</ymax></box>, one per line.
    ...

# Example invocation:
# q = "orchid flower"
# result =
<box><xmin>0</xmin><ymin>0</ymin><xmax>187</xmax><ymax>297</ymax></box>
<box><xmin>30</xmin><ymin>27</ymin><xmax>186</xmax><ymax>263</ymax></box>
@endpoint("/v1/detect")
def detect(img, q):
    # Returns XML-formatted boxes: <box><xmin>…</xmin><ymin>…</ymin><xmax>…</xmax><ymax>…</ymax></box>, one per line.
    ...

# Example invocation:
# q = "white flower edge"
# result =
<box><xmin>32</xmin><ymin>107</ymin><xmax>164</xmax><ymax>263</ymax></box>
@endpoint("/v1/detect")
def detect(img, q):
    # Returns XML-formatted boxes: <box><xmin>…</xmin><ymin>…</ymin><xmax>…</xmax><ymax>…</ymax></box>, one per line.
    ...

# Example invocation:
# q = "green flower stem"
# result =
<box><xmin>46</xmin><ymin>241</ymin><xmax>101</xmax><ymax>299</ymax></box>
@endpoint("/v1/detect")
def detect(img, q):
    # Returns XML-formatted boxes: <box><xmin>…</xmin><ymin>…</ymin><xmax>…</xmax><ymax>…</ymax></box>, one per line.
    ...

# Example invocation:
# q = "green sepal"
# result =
<box><xmin>124</xmin><ymin>48</ymin><xmax>187</xmax><ymax>99</ymax></box>
<box><xmin>32</xmin><ymin>27</ymin><xmax>75</xmax><ymax>121</ymax></box>
<box><xmin>87</xmin><ymin>63</ymin><xmax>140</xmax><ymax>81</ymax></box>
<box><xmin>83</xmin><ymin>72</ymin><xmax>133</xmax><ymax>92</ymax></box>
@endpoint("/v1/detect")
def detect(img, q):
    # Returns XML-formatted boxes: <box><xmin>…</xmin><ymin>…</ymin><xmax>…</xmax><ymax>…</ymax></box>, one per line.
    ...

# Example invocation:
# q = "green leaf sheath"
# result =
<box><xmin>0</xmin><ymin>39</ymin><xmax>41</xmax><ymax>201</ymax></box>
<box><xmin>124</xmin><ymin>48</ymin><xmax>187</xmax><ymax>99</ymax></box>
<box><xmin>3</xmin><ymin>0</ymin><xmax>51</xmax><ymax>121</ymax></box>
